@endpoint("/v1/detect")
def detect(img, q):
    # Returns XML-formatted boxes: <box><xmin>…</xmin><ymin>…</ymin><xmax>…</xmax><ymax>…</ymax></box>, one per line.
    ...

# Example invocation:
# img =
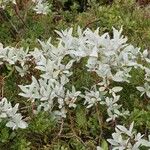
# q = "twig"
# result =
<box><xmin>0</xmin><ymin>8</ymin><xmax>19</xmax><ymax>36</ymax></box>
<box><xmin>48</xmin><ymin>118</ymin><xmax>64</xmax><ymax>148</ymax></box>
<box><xmin>22</xmin><ymin>0</ymin><xmax>34</xmax><ymax>22</ymax></box>
<box><xmin>83</xmin><ymin>19</ymin><xmax>101</xmax><ymax>30</ymax></box>
<box><xmin>58</xmin><ymin>119</ymin><xmax>64</xmax><ymax>136</ymax></box>
<box><xmin>13</xmin><ymin>4</ymin><xmax>29</xmax><ymax>30</ymax></box>
<box><xmin>95</xmin><ymin>103</ymin><xmax>103</xmax><ymax>143</ymax></box>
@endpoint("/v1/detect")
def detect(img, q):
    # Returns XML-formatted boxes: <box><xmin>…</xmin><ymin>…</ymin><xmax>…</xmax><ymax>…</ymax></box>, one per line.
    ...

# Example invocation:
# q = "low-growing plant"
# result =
<box><xmin>0</xmin><ymin>26</ymin><xmax>150</xmax><ymax>149</ymax></box>
<box><xmin>0</xmin><ymin>0</ymin><xmax>150</xmax><ymax>149</ymax></box>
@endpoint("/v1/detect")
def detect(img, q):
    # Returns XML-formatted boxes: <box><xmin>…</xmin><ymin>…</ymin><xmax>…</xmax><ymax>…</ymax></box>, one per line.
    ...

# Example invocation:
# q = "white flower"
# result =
<box><xmin>0</xmin><ymin>98</ymin><xmax>28</xmax><ymax>130</ymax></box>
<box><xmin>54</xmin><ymin>107</ymin><xmax>67</xmax><ymax>118</ymax></box>
<box><xmin>82</xmin><ymin>86</ymin><xmax>103</xmax><ymax>108</ymax></box>
<box><xmin>6</xmin><ymin>114</ymin><xmax>28</xmax><ymax>130</ymax></box>
<box><xmin>15</xmin><ymin>65</ymin><xmax>29</xmax><ymax>77</ymax></box>
<box><xmin>136</xmin><ymin>82</ymin><xmax>150</xmax><ymax>98</ymax></box>
<box><xmin>33</xmin><ymin>1</ymin><xmax>50</xmax><ymax>15</ymax></box>
<box><xmin>112</xmin><ymin>69</ymin><xmax>131</xmax><ymax>83</ymax></box>
<box><xmin>65</xmin><ymin>86</ymin><xmax>81</xmax><ymax>108</ymax></box>
<box><xmin>104</xmin><ymin>94</ymin><xmax>129</xmax><ymax>122</ymax></box>
<box><xmin>107</xmin><ymin>122</ymin><xmax>150</xmax><ymax>150</ymax></box>
<box><xmin>96</xmin><ymin>63</ymin><xmax>112</xmax><ymax>79</ymax></box>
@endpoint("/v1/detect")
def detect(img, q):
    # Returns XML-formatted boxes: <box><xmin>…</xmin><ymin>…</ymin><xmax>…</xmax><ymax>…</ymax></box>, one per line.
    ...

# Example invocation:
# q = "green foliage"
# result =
<box><xmin>76</xmin><ymin>106</ymin><xmax>87</xmax><ymax>130</ymax></box>
<box><xmin>29</xmin><ymin>112</ymin><xmax>56</xmax><ymax>134</ymax></box>
<box><xmin>11</xmin><ymin>138</ymin><xmax>31</xmax><ymax>150</ymax></box>
<box><xmin>68</xmin><ymin>138</ymin><xmax>86</xmax><ymax>150</ymax></box>
<box><xmin>130</xmin><ymin>108</ymin><xmax>150</xmax><ymax>129</ymax></box>
<box><xmin>0</xmin><ymin>125</ymin><xmax>10</xmax><ymax>143</ymax></box>
<box><xmin>0</xmin><ymin>0</ymin><xmax>150</xmax><ymax>149</ymax></box>
<box><xmin>0</xmin><ymin>123</ymin><xmax>18</xmax><ymax>149</ymax></box>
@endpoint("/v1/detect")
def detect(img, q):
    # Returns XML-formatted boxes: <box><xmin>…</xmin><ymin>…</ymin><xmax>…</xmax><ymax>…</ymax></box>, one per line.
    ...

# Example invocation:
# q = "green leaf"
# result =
<box><xmin>101</xmin><ymin>139</ymin><xmax>108</xmax><ymax>150</ymax></box>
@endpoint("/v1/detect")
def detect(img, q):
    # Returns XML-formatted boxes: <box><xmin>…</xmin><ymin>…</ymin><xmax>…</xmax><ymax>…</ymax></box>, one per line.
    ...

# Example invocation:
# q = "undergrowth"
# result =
<box><xmin>0</xmin><ymin>0</ymin><xmax>150</xmax><ymax>149</ymax></box>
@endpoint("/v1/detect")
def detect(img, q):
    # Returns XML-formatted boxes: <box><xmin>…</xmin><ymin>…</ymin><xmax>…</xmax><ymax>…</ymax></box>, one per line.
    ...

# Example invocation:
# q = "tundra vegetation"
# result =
<box><xmin>0</xmin><ymin>0</ymin><xmax>150</xmax><ymax>149</ymax></box>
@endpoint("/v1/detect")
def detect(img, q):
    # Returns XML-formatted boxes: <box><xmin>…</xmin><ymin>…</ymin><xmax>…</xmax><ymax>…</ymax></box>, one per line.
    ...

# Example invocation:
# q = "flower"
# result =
<box><xmin>0</xmin><ymin>98</ymin><xmax>28</xmax><ymax>130</ymax></box>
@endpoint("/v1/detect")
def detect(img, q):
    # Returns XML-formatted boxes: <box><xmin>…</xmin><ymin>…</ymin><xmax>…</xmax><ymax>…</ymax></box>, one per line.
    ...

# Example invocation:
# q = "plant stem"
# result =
<box><xmin>95</xmin><ymin>103</ymin><xmax>103</xmax><ymax>143</ymax></box>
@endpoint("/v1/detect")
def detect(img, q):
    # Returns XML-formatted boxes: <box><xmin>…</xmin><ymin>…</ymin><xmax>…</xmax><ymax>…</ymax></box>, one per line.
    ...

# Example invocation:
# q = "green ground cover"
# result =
<box><xmin>0</xmin><ymin>0</ymin><xmax>150</xmax><ymax>149</ymax></box>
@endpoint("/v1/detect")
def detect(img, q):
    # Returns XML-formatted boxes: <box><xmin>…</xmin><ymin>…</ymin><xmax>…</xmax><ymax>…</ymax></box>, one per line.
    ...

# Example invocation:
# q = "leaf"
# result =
<box><xmin>6</xmin><ymin>121</ymin><xmax>16</xmax><ymax>130</ymax></box>
<box><xmin>89</xmin><ymin>46</ymin><xmax>98</xmax><ymax>57</ymax></box>
<box><xmin>136</xmin><ymin>86</ymin><xmax>145</xmax><ymax>92</ymax></box>
<box><xmin>65</xmin><ymin>60</ymin><xmax>74</xmax><ymax>69</ymax></box>
<box><xmin>112</xmin><ymin>86</ymin><xmax>123</xmax><ymax>93</ymax></box>
<box><xmin>116</xmin><ymin>125</ymin><xmax>128</xmax><ymax>133</ymax></box>
<box><xmin>143</xmin><ymin>49</ymin><xmax>148</xmax><ymax>57</ymax></box>
<box><xmin>18</xmin><ymin>121</ymin><xmax>28</xmax><ymax>129</ymax></box>
<box><xmin>101</xmin><ymin>139</ymin><xmax>108</xmax><ymax>150</ymax></box>
<box><xmin>0</xmin><ymin>113</ymin><xmax>7</xmax><ymax>118</ymax></box>
<box><xmin>146</xmin><ymin>91</ymin><xmax>150</xmax><ymax>98</ymax></box>
<box><xmin>53</xmin><ymin>70</ymin><xmax>60</xmax><ymax>78</ymax></box>
<box><xmin>141</xmin><ymin>139</ymin><xmax>150</xmax><ymax>147</ymax></box>
<box><xmin>129</xmin><ymin>122</ymin><xmax>134</xmax><ymax>134</ymax></box>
